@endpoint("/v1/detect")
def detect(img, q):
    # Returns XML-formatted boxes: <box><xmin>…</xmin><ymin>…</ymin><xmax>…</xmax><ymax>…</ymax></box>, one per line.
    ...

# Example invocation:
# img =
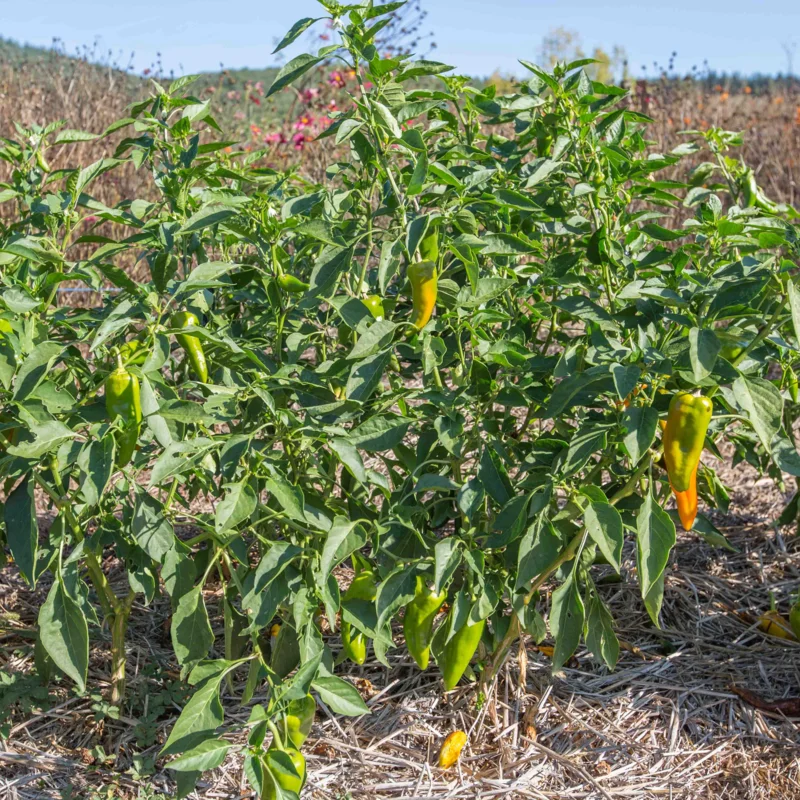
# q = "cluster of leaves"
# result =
<box><xmin>2</xmin><ymin>1</ymin><xmax>800</xmax><ymax>795</ymax></box>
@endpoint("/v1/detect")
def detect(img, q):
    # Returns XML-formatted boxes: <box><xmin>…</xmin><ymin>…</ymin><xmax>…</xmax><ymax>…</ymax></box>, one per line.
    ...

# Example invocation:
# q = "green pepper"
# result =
<box><xmin>419</xmin><ymin>227</ymin><xmax>439</xmax><ymax>262</ymax></box>
<box><xmin>437</xmin><ymin>606</ymin><xmax>486</xmax><ymax>691</ymax></box>
<box><xmin>362</xmin><ymin>295</ymin><xmax>385</xmax><ymax>321</ymax></box>
<box><xmin>171</xmin><ymin>311</ymin><xmax>209</xmax><ymax>383</ymax></box>
<box><xmin>277</xmin><ymin>274</ymin><xmax>310</xmax><ymax>294</ymax></box>
<box><xmin>340</xmin><ymin>565</ymin><xmax>377</xmax><ymax>665</ymax></box>
<box><xmin>403</xmin><ymin>576</ymin><xmax>446</xmax><ymax>670</ymax></box>
<box><xmin>408</xmin><ymin>261</ymin><xmax>437</xmax><ymax>331</ymax></box>
<box><xmin>662</xmin><ymin>392</ymin><xmax>713</xmax><ymax>531</ymax></box>
<box><xmin>106</xmin><ymin>355</ymin><xmax>142</xmax><ymax>468</ymax></box>
<box><xmin>263</xmin><ymin>745</ymin><xmax>306</xmax><ymax>797</ymax></box>
<box><xmin>284</xmin><ymin>694</ymin><xmax>315</xmax><ymax>748</ymax></box>
<box><xmin>0</xmin><ymin>319</ymin><xmax>13</xmax><ymax>335</ymax></box>
<box><xmin>787</xmin><ymin>366</ymin><xmax>799</xmax><ymax>404</ymax></box>
<box><xmin>119</xmin><ymin>338</ymin><xmax>147</xmax><ymax>366</ymax></box>
<box><xmin>740</xmin><ymin>168</ymin><xmax>758</xmax><ymax>208</ymax></box>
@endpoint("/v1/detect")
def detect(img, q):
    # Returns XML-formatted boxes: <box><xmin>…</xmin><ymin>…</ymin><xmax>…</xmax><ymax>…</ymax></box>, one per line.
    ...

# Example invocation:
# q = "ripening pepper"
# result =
<box><xmin>106</xmin><ymin>355</ymin><xmax>142</xmax><ymax>468</ymax></box>
<box><xmin>790</xmin><ymin>599</ymin><xmax>800</xmax><ymax>641</ymax></box>
<box><xmin>758</xmin><ymin>610</ymin><xmax>796</xmax><ymax>640</ymax></box>
<box><xmin>438</xmin><ymin>730</ymin><xmax>468</xmax><ymax>769</ymax></box>
<box><xmin>404</xmin><ymin>576</ymin><xmax>446</xmax><ymax>670</ymax></box>
<box><xmin>662</xmin><ymin>392</ymin><xmax>713</xmax><ymax>531</ymax></box>
<box><xmin>437</xmin><ymin>608</ymin><xmax>486</xmax><ymax>691</ymax></box>
<box><xmin>171</xmin><ymin>311</ymin><xmax>208</xmax><ymax>382</ymax></box>
<box><xmin>263</xmin><ymin>745</ymin><xmax>306</xmax><ymax>797</ymax></box>
<box><xmin>362</xmin><ymin>295</ymin><xmax>385</xmax><ymax>321</ymax></box>
<box><xmin>419</xmin><ymin>227</ymin><xmax>439</xmax><ymax>262</ymax></box>
<box><xmin>341</xmin><ymin>566</ymin><xmax>377</xmax><ymax>665</ymax></box>
<box><xmin>284</xmin><ymin>694</ymin><xmax>315</xmax><ymax>749</ymax></box>
<box><xmin>277</xmin><ymin>274</ymin><xmax>310</xmax><ymax>294</ymax></box>
<box><xmin>408</xmin><ymin>261</ymin><xmax>437</xmax><ymax>331</ymax></box>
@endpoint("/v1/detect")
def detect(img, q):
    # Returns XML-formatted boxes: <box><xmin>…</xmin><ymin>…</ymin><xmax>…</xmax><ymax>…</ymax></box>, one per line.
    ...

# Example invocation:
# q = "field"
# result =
<box><xmin>1</xmin><ymin>7</ymin><xmax>800</xmax><ymax>800</ymax></box>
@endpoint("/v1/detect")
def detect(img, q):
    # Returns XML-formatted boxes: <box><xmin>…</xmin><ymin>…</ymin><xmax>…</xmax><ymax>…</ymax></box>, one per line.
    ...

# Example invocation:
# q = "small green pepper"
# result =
<box><xmin>404</xmin><ymin>576</ymin><xmax>446</xmax><ymax>670</ymax></box>
<box><xmin>284</xmin><ymin>694</ymin><xmax>315</xmax><ymax>748</ymax></box>
<box><xmin>171</xmin><ymin>311</ymin><xmax>209</xmax><ymax>382</ymax></box>
<box><xmin>277</xmin><ymin>274</ymin><xmax>310</xmax><ymax>294</ymax></box>
<box><xmin>362</xmin><ymin>295</ymin><xmax>385</xmax><ymax>320</ymax></box>
<box><xmin>106</xmin><ymin>354</ymin><xmax>142</xmax><ymax>468</ymax></box>
<box><xmin>341</xmin><ymin>565</ymin><xmax>377</xmax><ymax>665</ymax></box>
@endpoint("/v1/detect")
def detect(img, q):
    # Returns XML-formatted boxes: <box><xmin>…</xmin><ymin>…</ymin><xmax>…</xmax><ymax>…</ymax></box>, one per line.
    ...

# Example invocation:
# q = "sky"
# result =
<box><xmin>1</xmin><ymin>0</ymin><xmax>798</xmax><ymax>79</ymax></box>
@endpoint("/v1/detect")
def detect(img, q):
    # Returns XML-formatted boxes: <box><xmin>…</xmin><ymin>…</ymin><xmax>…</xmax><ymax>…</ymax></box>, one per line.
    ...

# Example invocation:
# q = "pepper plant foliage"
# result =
<box><xmin>2</xmin><ymin>0</ymin><xmax>800</xmax><ymax>793</ymax></box>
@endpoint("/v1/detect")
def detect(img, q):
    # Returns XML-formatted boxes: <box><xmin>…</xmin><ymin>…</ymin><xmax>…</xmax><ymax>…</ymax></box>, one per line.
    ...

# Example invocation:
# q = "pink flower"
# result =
<box><xmin>264</xmin><ymin>132</ymin><xmax>284</xmax><ymax>145</ymax></box>
<box><xmin>250</xmin><ymin>94</ymin><xmax>261</xmax><ymax>105</ymax></box>
<box><xmin>292</xmin><ymin>132</ymin><xmax>306</xmax><ymax>150</ymax></box>
<box><xmin>294</xmin><ymin>114</ymin><xmax>315</xmax><ymax>130</ymax></box>
<box><xmin>234</xmin><ymin>111</ymin><xmax>245</xmax><ymax>121</ymax></box>
<box><xmin>250</xmin><ymin>123</ymin><xmax>262</xmax><ymax>136</ymax></box>
<box><xmin>302</xmin><ymin>87</ymin><xmax>320</xmax><ymax>103</ymax></box>
<box><xmin>328</xmin><ymin>71</ymin><xmax>345</xmax><ymax>88</ymax></box>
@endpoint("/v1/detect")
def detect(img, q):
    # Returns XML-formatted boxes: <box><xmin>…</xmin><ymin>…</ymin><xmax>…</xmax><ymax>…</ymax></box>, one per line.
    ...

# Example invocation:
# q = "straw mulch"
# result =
<box><xmin>1</xmin><ymin>458</ymin><xmax>799</xmax><ymax>800</ymax></box>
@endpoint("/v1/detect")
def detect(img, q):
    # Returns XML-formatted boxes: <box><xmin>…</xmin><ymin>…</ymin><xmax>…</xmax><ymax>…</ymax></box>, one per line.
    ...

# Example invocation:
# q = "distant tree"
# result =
<box><xmin>539</xmin><ymin>27</ymin><xmax>628</xmax><ymax>83</ymax></box>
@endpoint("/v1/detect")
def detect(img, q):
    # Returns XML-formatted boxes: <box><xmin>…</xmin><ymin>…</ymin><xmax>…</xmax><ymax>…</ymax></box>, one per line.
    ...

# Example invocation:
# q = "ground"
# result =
<box><xmin>1</xmin><ymin>455</ymin><xmax>799</xmax><ymax>800</ymax></box>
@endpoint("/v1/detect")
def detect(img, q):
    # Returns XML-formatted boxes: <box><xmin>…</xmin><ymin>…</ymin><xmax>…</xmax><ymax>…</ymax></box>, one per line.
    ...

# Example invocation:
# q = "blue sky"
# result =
<box><xmin>2</xmin><ymin>0</ymin><xmax>797</xmax><ymax>78</ymax></box>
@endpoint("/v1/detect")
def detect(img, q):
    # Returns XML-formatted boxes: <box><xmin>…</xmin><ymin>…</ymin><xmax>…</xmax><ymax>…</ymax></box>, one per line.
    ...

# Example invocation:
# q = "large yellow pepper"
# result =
<box><xmin>408</xmin><ymin>261</ymin><xmax>437</xmax><ymax>331</ymax></box>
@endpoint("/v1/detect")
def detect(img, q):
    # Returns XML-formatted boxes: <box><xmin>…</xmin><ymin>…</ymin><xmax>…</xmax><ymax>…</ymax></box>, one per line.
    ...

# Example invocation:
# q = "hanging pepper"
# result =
<box><xmin>362</xmin><ymin>295</ymin><xmax>385</xmax><ymax>320</ymax></box>
<box><xmin>404</xmin><ymin>576</ymin><xmax>446</xmax><ymax>670</ymax></box>
<box><xmin>786</xmin><ymin>365</ymin><xmax>799</xmax><ymax>404</ymax></box>
<box><xmin>436</xmin><ymin>606</ymin><xmax>486</xmax><ymax>691</ymax></box>
<box><xmin>263</xmin><ymin>746</ymin><xmax>306</xmax><ymax>797</ymax></box>
<box><xmin>277</xmin><ymin>274</ymin><xmax>310</xmax><ymax>294</ymax></box>
<box><xmin>438</xmin><ymin>730</ymin><xmax>468</xmax><ymax>768</ymax></box>
<box><xmin>171</xmin><ymin>311</ymin><xmax>209</xmax><ymax>382</ymax></box>
<box><xmin>106</xmin><ymin>354</ymin><xmax>142</xmax><ymax>468</ymax></box>
<box><xmin>408</xmin><ymin>261</ymin><xmax>438</xmax><ymax>331</ymax></box>
<box><xmin>340</xmin><ymin>564</ymin><xmax>377</xmax><ymax>665</ymax></box>
<box><xmin>419</xmin><ymin>227</ymin><xmax>439</xmax><ymax>262</ymax></box>
<box><xmin>284</xmin><ymin>694</ymin><xmax>315</xmax><ymax>749</ymax></box>
<box><xmin>662</xmin><ymin>392</ymin><xmax>713</xmax><ymax>531</ymax></box>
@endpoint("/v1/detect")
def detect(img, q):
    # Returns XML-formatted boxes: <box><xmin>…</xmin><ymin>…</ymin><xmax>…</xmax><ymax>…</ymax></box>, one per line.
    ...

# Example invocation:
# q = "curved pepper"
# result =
<box><xmin>438</xmin><ymin>730</ymin><xmax>468</xmax><ymax>768</ymax></box>
<box><xmin>362</xmin><ymin>295</ymin><xmax>385</xmax><ymax>321</ymax></box>
<box><xmin>662</xmin><ymin>392</ymin><xmax>712</xmax><ymax>531</ymax></box>
<box><xmin>106</xmin><ymin>355</ymin><xmax>142</xmax><ymax>468</ymax></box>
<box><xmin>171</xmin><ymin>311</ymin><xmax>209</xmax><ymax>382</ymax></box>
<box><xmin>438</xmin><ymin>608</ymin><xmax>486</xmax><ymax>691</ymax></box>
<box><xmin>408</xmin><ymin>261</ymin><xmax>437</xmax><ymax>331</ymax></box>
<box><xmin>277</xmin><ymin>274</ymin><xmax>310</xmax><ymax>294</ymax></box>
<box><xmin>419</xmin><ymin>227</ymin><xmax>439</xmax><ymax>262</ymax></box>
<box><xmin>263</xmin><ymin>745</ymin><xmax>306</xmax><ymax>797</ymax></box>
<box><xmin>285</xmin><ymin>694</ymin><xmax>315</xmax><ymax>749</ymax></box>
<box><xmin>404</xmin><ymin>576</ymin><xmax>446</xmax><ymax>670</ymax></box>
<box><xmin>341</xmin><ymin>566</ymin><xmax>377</xmax><ymax>665</ymax></box>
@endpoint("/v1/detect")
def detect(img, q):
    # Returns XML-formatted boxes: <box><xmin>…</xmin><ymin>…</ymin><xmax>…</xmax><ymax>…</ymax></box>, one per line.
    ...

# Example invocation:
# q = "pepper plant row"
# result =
<box><xmin>2</xmin><ymin>1</ymin><xmax>800</xmax><ymax>796</ymax></box>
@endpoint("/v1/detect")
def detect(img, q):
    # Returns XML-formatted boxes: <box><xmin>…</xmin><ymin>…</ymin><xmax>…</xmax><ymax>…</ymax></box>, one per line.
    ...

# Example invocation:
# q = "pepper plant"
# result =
<box><xmin>1</xmin><ymin>1</ymin><xmax>800</xmax><ymax>796</ymax></box>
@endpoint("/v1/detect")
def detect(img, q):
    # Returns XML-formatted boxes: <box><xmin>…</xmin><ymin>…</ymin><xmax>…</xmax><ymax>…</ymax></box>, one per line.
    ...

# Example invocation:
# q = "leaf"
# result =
<box><xmin>312</xmin><ymin>675</ymin><xmax>370</xmax><ymax>716</ymax></box>
<box><xmin>215</xmin><ymin>481</ymin><xmax>257</xmax><ymax>533</ymax></box>
<box><xmin>12</xmin><ymin>341</ymin><xmax>62</xmax><ymax>401</ymax></box>
<box><xmin>161</xmin><ymin>670</ymin><xmax>225</xmax><ymax>756</ymax></box>
<box><xmin>611</xmin><ymin>364</ymin><xmax>640</xmax><ymax>401</ymax></box>
<box><xmin>585</xmin><ymin>591</ymin><xmax>619</xmax><ymax>669</ymax></box>
<box><xmin>478</xmin><ymin>445</ymin><xmax>513</xmax><ymax>505</ymax></box>
<box><xmin>167</xmin><ymin>738</ymin><xmax>231</xmax><ymax>773</ymax></box>
<box><xmin>133</xmin><ymin>491</ymin><xmax>175</xmax><ymax>563</ymax></box>
<box><xmin>550</xmin><ymin>570</ymin><xmax>585</xmax><ymax>672</ymax></box>
<box><xmin>584</xmin><ymin>501</ymin><xmax>624</xmax><ymax>573</ymax></box>
<box><xmin>319</xmin><ymin>518</ymin><xmax>366</xmax><ymax>579</ymax></box>
<box><xmin>636</xmin><ymin>490</ymin><xmax>676</xmax><ymax>627</ymax></box>
<box><xmin>347</xmin><ymin>320</ymin><xmax>396</xmax><ymax>360</ymax></box>
<box><xmin>560</xmin><ymin>426</ymin><xmax>607</xmax><ymax>476</ymax></box>
<box><xmin>273</xmin><ymin>17</ymin><xmax>320</xmax><ymax>53</ymax></box>
<box><xmin>788</xmin><ymin>279</ymin><xmax>800</xmax><ymax>346</ymax></box>
<box><xmin>181</xmin><ymin>205</ymin><xmax>236</xmax><ymax>234</ymax></box>
<box><xmin>265</xmin><ymin>473</ymin><xmax>307</xmax><ymax>522</ymax></box>
<box><xmin>689</xmin><ymin>328</ymin><xmax>720</xmax><ymax>382</ymax></box>
<box><xmin>376</xmin><ymin>567</ymin><xmax>417</xmax><ymax>628</ymax></box>
<box><xmin>267</xmin><ymin>54</ymin><xmax>322</xmax><ymax>98</ymax></box>
<box><xmin>5</xmin><ymin>476</ymin><xmax>38</xmax><ymax>585</ymax></box>
<box><xmin>171</xmin><ymin>586</ymin><xmax>214</xmax><ymax>666</ymax></box>
<box><xmin>38</xmin><ymin>578</ymin><xmax>88</xmax><ymax>691</ymax></box>
<box><xmin>345</xmin><ymin>350</ymin><xmax>390</xmax><ymax>403</ymax></box>
<box><xmin>370</xmin><ymin>100</ymin><xmax>402</xmax><ymax>138</ymax></box>
<box><xmin>8</xmin><ymin>420</ymin><xmax>76</xmax><ymax>460</ymax></box>
<box><xmin>622</xmin><ymin>406</ymin><xmax>658</xmax><ymax>464</ymax></box>
<box><xmin>733</xmin><ymin>375</ymin><xmax>783</xmax><ymax>450</ymax></box>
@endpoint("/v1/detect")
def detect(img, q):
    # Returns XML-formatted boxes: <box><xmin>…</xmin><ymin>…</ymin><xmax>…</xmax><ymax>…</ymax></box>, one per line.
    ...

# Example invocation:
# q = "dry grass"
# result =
<box><xmin>1</xmin><ymin>453</ymin><xmax>799</xmax><ymax>800</ymax></box>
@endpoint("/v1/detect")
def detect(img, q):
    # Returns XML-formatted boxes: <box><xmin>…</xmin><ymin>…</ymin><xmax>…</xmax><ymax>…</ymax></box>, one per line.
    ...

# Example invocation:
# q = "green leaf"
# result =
<box><xmin>478</xmin><ymin>445</ymin><xmax>513</xmax><ymax>505</ymax></box>
<box><xmin>171</xmin><ymin>586</ymin><xmax>214</xmax><ymax>666</ymax></box>
<box><xmin>636</xmin><ymin>490</ymin><xmax>676</xmax><ymax>627</ymax></box>
<box><xmin>585</xmin><ymin>590</ymin><xmax>619</xmax><ymax>669</ymax></box>
<box><xmin>732</xmin><ymin>375</ymin><xmax>783</xmax><ymax>450</ymax></box>
<box><xmin>215</xmin><ymin>481</ymin><xmax>257</xmax><ymax>533</ymax></box>
<box><xmin>689</xmin><ymin>328</ymin><xmax>720</xmax><ymax>382</ymax></box>
<box><xmin>622</xmin><ymin>407</ymin><xmax>658</xmax><ymax>465</ymax></box>
<box><xmin>161</xmin><ymin>669</ymin><xmax>226</xmax><ymax>756</ymax></box>
<box><xmin>273</xmin><ymin>17</ymin><xmax>320</xmax><ymax>53</ymax></box>
<box><xmin>376</xmin><ymin>567</ymin><xmax>417</xmax><ymax>628</ymax></box>
<box><xmin>181</xmin><ymin>205</ymin><xmax>237</xmax><ymax>234</ymax></box>
<box><xmin>5</xmin><ymin>476</ymin><xmax>37</xmax><ymax>585</ymax></box>
<box><xmin>133</xmin><ymin>491</ymin><xmax>175</xmax><ymax>562</ymax></box>
<box><xmin>347</xmin><ymin>320</ymin><xmax>396</xmax><ymax>360</ymax></box>
<box><xmin>345</xmin><ymin>350</ymin><xmax>390</xmax><ymax>402</ymax></box>
<box><xmin>319</xmin><ymin>517</ymin><xmax>366</xmax><ymax>579</ymax></box>
<box><xmin>312</xmin><ymin>675</ymin><xmax>370</xmax><ymax>716</ymax></box>
<box><xmin>12</xmin><ymin>341</ymin><xmax>62</xmax><ymax>401</ymax></box>
<box><xmin>266</xmin><ymin>54</ymin><xmax>323</xmax><ymax>98</ymax></box>
<box><xmin>38</xmin><ymin>578</ymin><xmax>88</xmax><ymax>691</ymax></box>
<box><xmin>550</xmin><ymin>570</ymin><xmax>585</xmax><ymax>672</ymax></box>
<box><xmin>584</xmin><ymin>501</ymin><xmax>623</xmax><ymax>573</ymax></box>
<box><xmin>167</xmin><ymin>738</ymin><xmax>232</xmax><ymax>773</ymax></box>
<box><xmin>8</xmin><ymin>420</ymin><xmax>76</xmax><ymax>460</ymax></box>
